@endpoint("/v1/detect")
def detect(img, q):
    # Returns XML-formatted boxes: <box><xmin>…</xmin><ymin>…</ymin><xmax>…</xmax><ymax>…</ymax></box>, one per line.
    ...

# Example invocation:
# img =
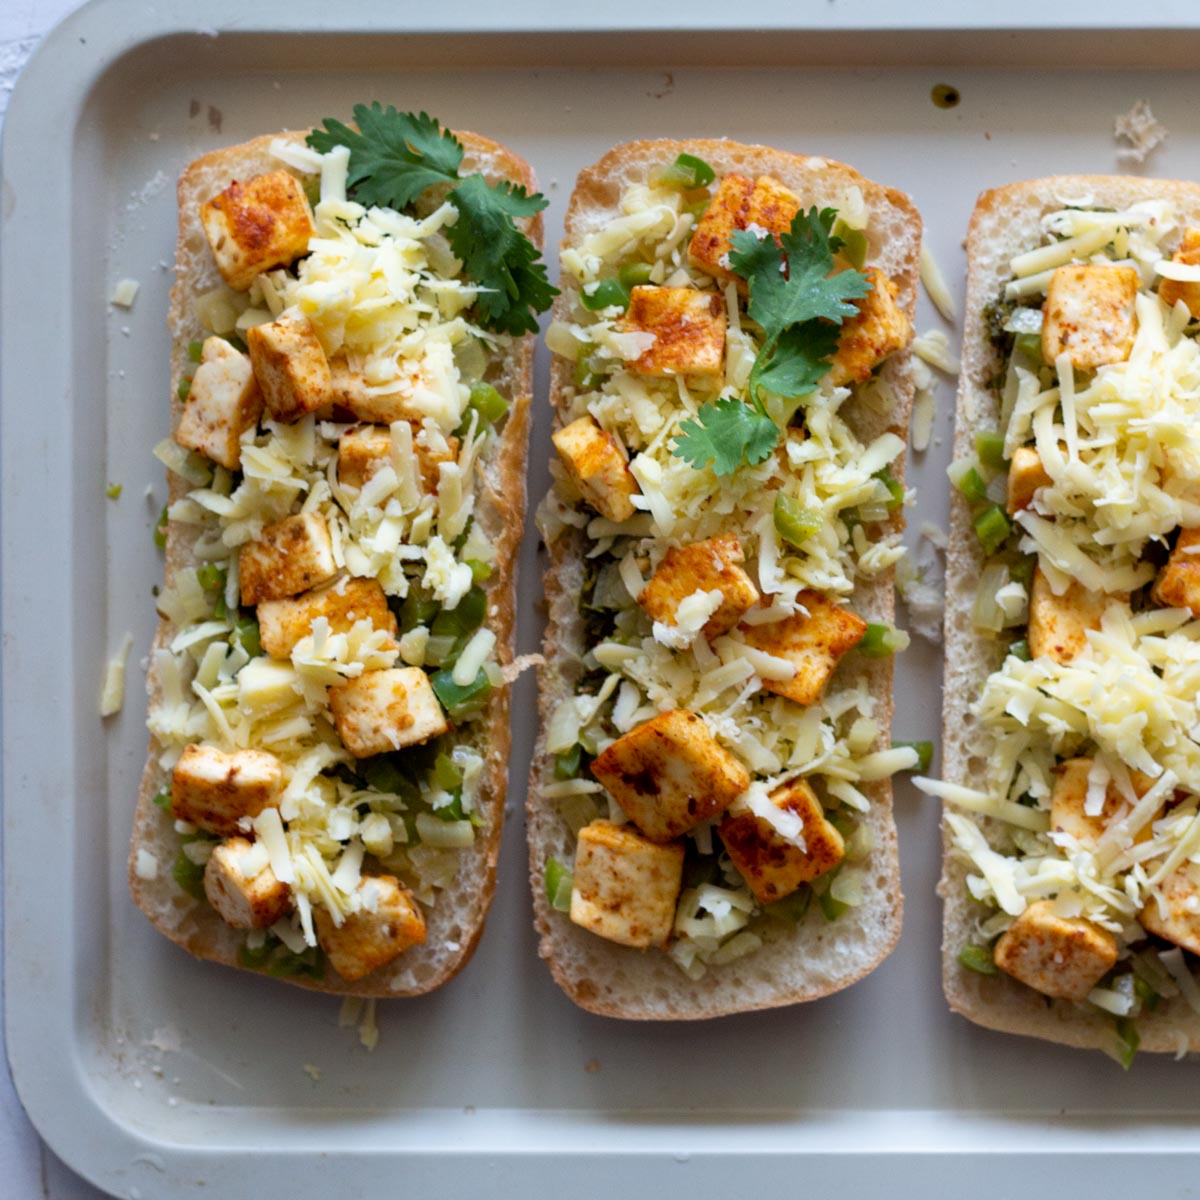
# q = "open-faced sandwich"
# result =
<box><xmin>530</xmin><ymin>139</ymin><xmax>922</xmax><ymax>1018</ymax></box>
<box><xmin>928</xmin><ymin>175</ymin><xmax>1200</xmax><ymax>1061</ymax></box>
<box><xmin>129</xmin><ymin>106</ymin><xmax>551</xmax><ymax>995</ymax></box>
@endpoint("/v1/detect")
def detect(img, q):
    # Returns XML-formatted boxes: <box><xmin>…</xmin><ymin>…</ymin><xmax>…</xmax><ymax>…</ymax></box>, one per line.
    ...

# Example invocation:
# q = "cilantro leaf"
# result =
<box><xmin>306</xmin><ymin>105</ymin><xmax>556</xmax><ymax>333</ymax></box>
<box><xmin>308</xmin><ymin>105</ymin><xmax>463</xmax><ymax>210</ymax></box>
<box><xmin>672</xmin><ymin>397</ymin><xmax>780</xmax><ymax>476</ymax></box>
<box><xmin>728</xmin><ymin>207</ymin><xmax>873</xmax><ymax>403</ymax></box>
<box><xmin>755</xmin><ymin>322</ymin><xmax>842</xmax><ymax>399</ymax></box>
<box><xmin>446</xmin><ymin>174</ymin><xmax>555</xmax><ymax>336</ymax></box>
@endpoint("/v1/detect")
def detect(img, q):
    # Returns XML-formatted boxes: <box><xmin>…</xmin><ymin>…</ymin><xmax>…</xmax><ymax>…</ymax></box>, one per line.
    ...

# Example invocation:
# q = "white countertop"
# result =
<box><xmin>2</xmin><ymin>3</ymin><xmax>106</xmax><ymax>1194</ymax></box>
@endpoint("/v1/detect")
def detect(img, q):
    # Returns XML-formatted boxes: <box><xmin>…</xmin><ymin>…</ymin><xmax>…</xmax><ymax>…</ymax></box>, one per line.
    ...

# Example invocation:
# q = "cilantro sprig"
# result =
<box><xmin>672</xmin><ymin>207</ymin><xmax>872</xmax><ymax>476</ymax></box>
<box><xmin>307</xmin><ymin>105</ymin><xmax>556</xmax><ymax>335</ymax></box>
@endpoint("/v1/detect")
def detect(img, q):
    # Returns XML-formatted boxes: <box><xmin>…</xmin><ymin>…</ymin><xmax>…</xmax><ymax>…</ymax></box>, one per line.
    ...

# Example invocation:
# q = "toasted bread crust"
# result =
<box><xmin>128</xmin><ymin>127</ymin><xmax>537</xmax><ymax>997</ymax></box>
<box><xmin>528</xmin><ymin>139</ymin><xmax>920</xmax><ymax>1019</ymax></box>
<box><xmin>941</xmin><ymin>175</ymin><xmax>1200</xmax><ymax>1051</ymax></box>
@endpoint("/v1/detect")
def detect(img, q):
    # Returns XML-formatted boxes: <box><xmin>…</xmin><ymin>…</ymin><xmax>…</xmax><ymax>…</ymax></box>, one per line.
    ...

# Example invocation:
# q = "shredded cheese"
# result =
<box><xmin>99</xmin><ymin>632</ymin><xmax>134</xmax><ymax>717</ymax></box>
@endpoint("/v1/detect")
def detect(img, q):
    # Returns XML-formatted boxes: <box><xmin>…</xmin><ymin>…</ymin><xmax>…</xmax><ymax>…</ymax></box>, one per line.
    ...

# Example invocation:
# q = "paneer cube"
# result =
<box><xmin>314</xmin><ymin>874</ymin><xmax>427</xmax><ymax>982</ymax></box>
<box><xmin>171</xmin><ymin>744</ymin><xmax>283</xmax><ymax>837</ymax></box>
<box><xmin>828</xmin><ymin>268</ymin><xmax>913</xmax><ymax>387</ymax></box>
<box><xmin>993</xmin><ymin>899</ymin><xmax>1119</xmax><ymax>1001</ymax></box>
<box><xmin>199</xmin><ymin>170</ymin><xmax>315</xmax><ymax>291</ymax></box>
<box><xmin>1041</xmin><ymin>264</ymin><xmax>1139</xmax><ymax>371</ymax></box>
<box><xmin>1027</xmin><ymin>568</ymin><xmax>1116</xmax><ymax>663</ymax></box>
<box><xmin>718</xmin><ymin>778</ymin><xmax>844</xmax><ymax>904</ymax></box>
<box><xmin>328</xmin><ymin>356</ymin><xmax>369</xmax><ymax>417</ymax></box>
<box><xmin>737</xmin><ymin>591</ymin><xmax>867</xmax><ymax>706</ymax></box>
<box><xmin>202</xmin><ymin>836</ymin><xmax>291</xmax><ymax>928</ymax></box>
<box><xmin>175</xmin><ymin>337</ymin><xmax>262</xmax><ymax>469</ymax></box>
<box><xmin>328</xmin><ymin>667</ymin><xmax>449</xmax><ymax>758</ymax></box>
<box><xmin>1141</xmin><ymin>862</ymin><xmax>1200</xmax><ymax>957</ymax></box>
<box><xmin>688</xmin><ymin>174</ymin><xmax>801</xmax><ymax>282</ymax></box>
<box><xmin>1157</xmin><ymin>227</ymin><xmax>1200</xmax><ymax>318</ymax></box>
<box><xmin>1152</xmin><ymin>527</ymin><xmax>1200</xmax><ymax>617</ymax></box>
<box><xmin>247</xmin><ymin>312</ymin><xmax>333</xmax><ymax>423</ymax></box>
<box><xmin>239</xmin><ymin>511</ymin><xmax>337</xmax><ymax>605</ymax></box>
<box><xmin>1050</xmin><ymin>757</ymin><xmax>1157</xmax><ymax>850</ymax></box>
<box><xmin>619</xmin><ymin>286</ymin><xmax>726</xmax><ymax>377</ymax></box>
<box><xmin>258</xmin><ymin>576</ymin><xmax>399</xmax><ymax>660</ymax></box>
<box><xmin>1006</xmin><ymin>445</ymin><xmax>1053</xmax><ymax>515</ymax></box>
<box><xmin>337</xmin><ymin>424</ymin><xmax>457</xmax><ymax>494</ymax></box>
<box><xmin>568</xmin><ymin>819</ymin><xmax>685</xmax><ymax>949</ymax></box>
<box><xmin>328</xmin><ymin>357</ymin><xmax>424</xmax><ymax>424</ymax></box>
<box><xmin>552</xmin><ymin>416</ymin><xmax>639</xmax><ymax>523</ymax></box>
<box><xmin>590</xmin><ymin>709</ymin><xmax>750</xmax><ymax>843</ymax></box>
<box><xmin>637</xmin><ymin>534</ymin><xmax>759</xmax><ymax>641</ymax></box>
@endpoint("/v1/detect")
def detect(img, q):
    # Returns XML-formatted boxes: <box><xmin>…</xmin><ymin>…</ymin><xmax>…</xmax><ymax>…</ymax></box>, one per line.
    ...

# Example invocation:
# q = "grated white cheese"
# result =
<box><xmin>912</xmin><ymin>329</ymin><xmax>960</xmax><ymax>376</ymax></box>
<box><xmin>99</xmin><ymin>632</ymin><xmax>134</xmax><ymax>717</ymax></box>
<box><xmin>110</xmin><ymin>278</ymin><xmax>140</xmax><ymax>308</ymax></box>
<box><xmin>919</xmin><ymin>243</ymin><xmax>957</xmax><ymax>322</ymax></box>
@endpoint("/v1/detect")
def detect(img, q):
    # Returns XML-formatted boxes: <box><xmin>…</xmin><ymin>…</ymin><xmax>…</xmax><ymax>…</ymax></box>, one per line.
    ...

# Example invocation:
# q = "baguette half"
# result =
<box><xmin>529</xmin><ymin>140</ymin><xmax>921</xmax><ymax>1019</ymax></box>
<box><xmin>129</xmin><ymin>126</ymin><xmax>538</xmax><ymax>997</ymax></box>
<box><xmin>941</xmin><ymin>175</ymin><xmax>1200</xmax><ymax>1052</ymax></box>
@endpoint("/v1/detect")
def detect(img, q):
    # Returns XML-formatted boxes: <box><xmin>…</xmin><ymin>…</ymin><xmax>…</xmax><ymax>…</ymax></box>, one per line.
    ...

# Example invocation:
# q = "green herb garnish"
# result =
<box><xmin>307</xmin><ymin>105</ymin><xmax>556</xmax><ymax>335</ymax></box>
<box><xmin>672</xmin><ymin>208</ymin><xmax>871</xmax><ymax>476</ymax></box>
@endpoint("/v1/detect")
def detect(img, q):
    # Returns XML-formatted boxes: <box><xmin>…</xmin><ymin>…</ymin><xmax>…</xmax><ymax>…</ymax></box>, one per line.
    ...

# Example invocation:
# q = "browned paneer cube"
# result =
<box><xmin>637</xmin><ymin>534</ymin><xmax>759</xmax><ymax>641</ymax></box>
<box><xmin>1027</xmin><ymin>568</ymin><xmax>1117</xmax><ymax>663</ymax></box>
<box><xmin>737</xmin><ymin>591</ymin><xmax>867</xmax><ymax>706</ymax></box>
<box><xmin>328</xmin><ymin>356</ymin><xmax>370</xmax><ymax>416</ymax></box>
<box><xmin>202</xmin><ymin>836</ymin><xmax>291</xmax><ymax>929</ymax></box>
<box><xmin>1158</xmin><ymin>227</ymin><xmax>1200</xmax><ymax>318</ymax></box>
<box><xmin>258</xmin><ymin>576</ymin><xmax>399</xmax><ymax>660</ymax></box>
<box><xmin>718</xmin><ymin>778</ymin><xmax>844</xmax><ymax>905</ymax></box>
<box><xmin>175</xmin><ymin>337</ymin><xmax>263</xmax><ymax>469</ymax></box>
<box><xmin>247</xmin><ymin>312</ymin><xmax>333</xmax><ymax>423</ymax></box>
<box><xmin>199</xmin><ymin>170</ymin><xmax>315</xmax><ymax>291</ymax></box>
<box><xmin>239</xmin><ymin>511</ymin><xmax>337</xmax><ymax>605</ymax></box>
<box><xmin>171</xmin><ymin>744</ymin><xmax>283</xmax><ymax>837</ymax></box>
<box><xmin>568</xmin><ymin>819</ymin><xmax>685</xmax><ymax>949</ymax></box>
<box><xmin>1050</xmin><ymin>757</ymin><xmax>1158</xmax><ymax>850</ymax></box>
<box><xmin>590</xmin><ymin>709</ymin><xmax>750</xmax><ymax>843</ymax></box>
<box><xmin>620</xmin><ymin>286</ymin><xmax>726</xmax><ymax>377</ymax></box>
<box><xmin>1006</xmin><ymin>445</ymin><xmax>1053</xmax><ymax>515</ymax></box>
<box><xmin>336</xmin><ymin>424</ymin><xmax>457</xmax><ymax>494</ymax></box>
<box><xmin>1152</xmin><ymin>527</ymin><xmax>1200</xmax><ymax>617</ymax></box>
<box><xmin>552</xmin><ymin>415</ymin><xmax>639</xmax><ymax>523</ymax></box>
<box><xmin>328</xmin><ymin>667</ymin><xmax>449</xmax><ymax>758</ymax></box>
<box><xmin>828</xmin><ymin>268</ymin><xmax>913</xmax><ymax>387</ymax></box>
<box><xmin>314</xmin><ymin>874</ymin><xmax>427</xmax><ymax>982</ymax></box>
<box><xmin>328</xmin><ymin>357</ymin><xmax>422</xmax><ymax>424</ymax></box>
<box><xmin>688</xmin><ymin>174</ymin><xmax>801</xmax><ymax>283</ymax></box>
<box><xmin>993</xmin><ymin>900</ymin><xmax>1119</xmax><ymax>1001</ymax></box>
<box><xmin>1041</xmin><ymin>264</ymin><xmax>1139</xmax><ymax>371</ymax></box>
<box><xmin>1141</xmin><ymin>863</ymin><xmax>1200</xmax><ymax>957</ymax></box>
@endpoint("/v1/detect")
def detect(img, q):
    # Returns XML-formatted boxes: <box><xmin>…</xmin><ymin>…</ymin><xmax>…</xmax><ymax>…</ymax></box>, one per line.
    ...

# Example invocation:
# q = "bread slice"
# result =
<box><xmin>940</xmin><ymin>176</ymin><xmax>1200</xmax><ymax>1051</ymax></box>
<box><xmin>528</xmin><ymin>140</ymin><xmax>921</xmax><ymax>1019</ymax></box>
<box><xmin>128</xmin><ymin>127</ymin><xmax>539</xmax><ymax>997</ymax></box>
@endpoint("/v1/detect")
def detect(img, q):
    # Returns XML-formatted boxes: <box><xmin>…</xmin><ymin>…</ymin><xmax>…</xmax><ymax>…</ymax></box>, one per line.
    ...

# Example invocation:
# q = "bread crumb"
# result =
<box><xmin>303</xmin><ymin>1063</ymin><xmax>322</xmax><ymax>1081</ymax></box>
<box><xmin>584</xmin><ymin>1058</ymin><xmax>601</xmax><ymax>1073</ymax></box>
<box><xmin>1115</xmin><ymin>99</ymin><xmax>1167</xmax><ymax>164</ymax></box>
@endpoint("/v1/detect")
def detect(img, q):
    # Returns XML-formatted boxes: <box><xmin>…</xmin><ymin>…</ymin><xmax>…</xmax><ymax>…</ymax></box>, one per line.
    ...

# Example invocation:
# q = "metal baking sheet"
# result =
<box><xmin>6</xmin><ymin>2</ymin><xmax>1200</xmax><ymax>1196</ymax></box>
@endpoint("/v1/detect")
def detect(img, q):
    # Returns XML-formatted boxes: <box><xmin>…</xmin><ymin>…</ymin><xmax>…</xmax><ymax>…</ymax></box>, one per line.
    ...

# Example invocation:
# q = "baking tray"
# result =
<box><xmin>6</xmin><ymin>2</ymin><xmax>1200</xmax><ymax>1196</ymax></box>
